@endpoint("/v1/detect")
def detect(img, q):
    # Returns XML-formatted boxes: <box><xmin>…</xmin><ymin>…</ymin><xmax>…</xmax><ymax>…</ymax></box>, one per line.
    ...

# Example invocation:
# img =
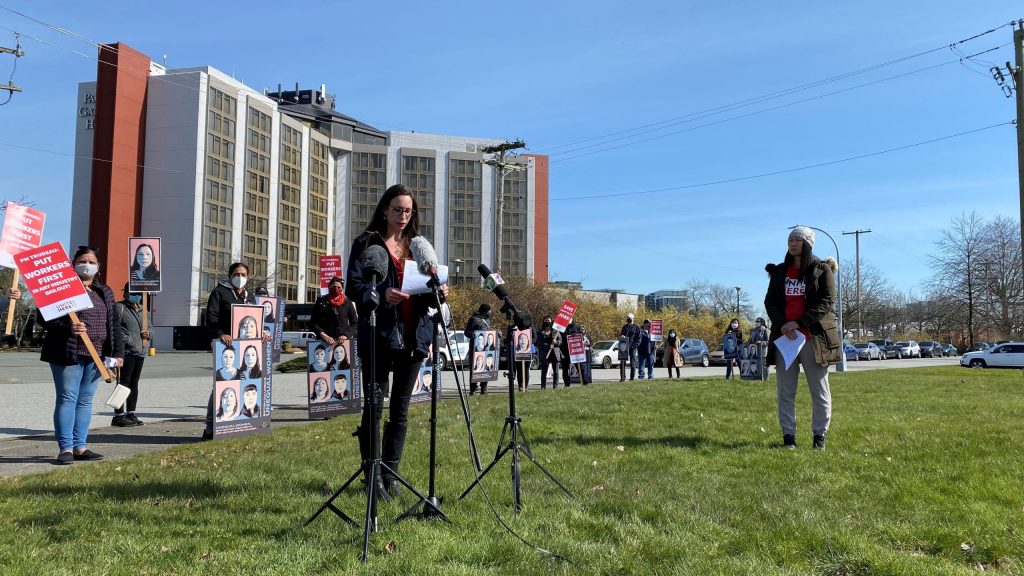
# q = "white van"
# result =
<box><xmin>281</xmin><ymin>331</ymin><xmax>317</xmax><ymax>349</ymax></box>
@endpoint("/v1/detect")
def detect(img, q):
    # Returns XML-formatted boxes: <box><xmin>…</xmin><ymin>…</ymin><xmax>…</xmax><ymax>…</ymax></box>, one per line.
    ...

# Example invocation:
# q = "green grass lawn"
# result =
<box><xmin>1</xmin><ymin>367</ymin><xmax>1022</xmax><ymax>575</ymax></box>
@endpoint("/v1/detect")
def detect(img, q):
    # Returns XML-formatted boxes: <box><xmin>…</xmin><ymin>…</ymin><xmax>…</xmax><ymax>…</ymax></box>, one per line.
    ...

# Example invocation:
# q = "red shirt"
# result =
<box><xmin>784</xmin><ymin>265</ymin><xmax>810</xmax><ymax>339</ymax></box>
<box><xmin>390</xmin><ymin>251</ymin><xmax>415</xmax><ymax>336</ymax></box>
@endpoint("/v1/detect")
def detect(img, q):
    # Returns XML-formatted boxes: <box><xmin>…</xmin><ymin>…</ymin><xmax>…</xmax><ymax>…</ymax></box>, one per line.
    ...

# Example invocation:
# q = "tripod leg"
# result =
<box><xmin>494</xmin><ymin>417</ymin><xmax>511</xmax><ymax>460</ymax></box>
<box><xmin>459</xmin><ymin>442</ymin><xmax>514</xmax><ymax>500</ymax></box>
<box><xmin>516</xmin><ymin>425</ymin><xmax>575</xmax><ymax>498</ymax></box>
<box><xmin>305</xmin><ymin>465</ymin><xmax>363</xmax><ymax>527</ymax></box>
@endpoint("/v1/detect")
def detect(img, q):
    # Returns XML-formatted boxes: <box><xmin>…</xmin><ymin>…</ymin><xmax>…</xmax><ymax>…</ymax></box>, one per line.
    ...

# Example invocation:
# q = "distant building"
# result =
<box><xmin>645</xmin><ymin>290</ymin><xmax>690</xmax><ymax>312</ymax></box>
<box><xmin>70</xmin><ymin>42</ymin><xmax>549</xmax><ymax>348</ymax></box>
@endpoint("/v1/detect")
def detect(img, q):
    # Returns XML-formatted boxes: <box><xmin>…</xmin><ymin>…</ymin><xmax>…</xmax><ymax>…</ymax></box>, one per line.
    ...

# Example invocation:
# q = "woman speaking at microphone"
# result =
<box><xmin>346</xmin><ymin>184</ymin><xmax>448</xmax><ymax>500</ymax></box>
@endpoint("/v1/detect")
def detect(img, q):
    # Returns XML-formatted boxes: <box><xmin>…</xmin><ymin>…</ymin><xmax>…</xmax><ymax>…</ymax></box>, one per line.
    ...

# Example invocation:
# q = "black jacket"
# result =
<box><xmin>620</xmin><ymin>322</ymin><xmax>641</xmax><ymax>350</ymax></box>
<box><xmin>764</xmin><ymin>256</ymin><xmax>840</xmax><ymax>366</ymax></box>
<box><xmin>463</xmin><ymin>312</ymin><xmax>491</xmax><ymax>339</ymax></box>
<box><xmin>345</xmin><ymin>232</ymin><xmax>437</xmax><ymax>360</ymax></box>
<box><xmin>39</xmin><ymin>282</ymin><xmax>125</xmax><ymax>366</ymax></box>
<box><xmin>309</xmin><ymin>294</ymin><xmax>358</xmax><ymax>340</ymax></box>
<box><xmin>205</xmin><ymin>281</ymin><xmax>255</xmax><ymax>341</ymax></box>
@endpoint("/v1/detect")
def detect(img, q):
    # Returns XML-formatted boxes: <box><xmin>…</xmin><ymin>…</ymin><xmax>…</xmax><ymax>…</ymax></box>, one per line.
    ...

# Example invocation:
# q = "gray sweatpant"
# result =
<box><xmin>776</xmin><ymin>339</ymin><xmax>832</xmax><ymax>436</ymax></box>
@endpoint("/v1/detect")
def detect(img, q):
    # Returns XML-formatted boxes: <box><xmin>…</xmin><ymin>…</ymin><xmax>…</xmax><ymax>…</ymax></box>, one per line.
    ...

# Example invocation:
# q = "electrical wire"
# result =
<box><xmin>535</xmin><ymin>21</ymin><xmax>1015</xmax><ymax>155</ymax></box>
<box><xmin>549</xmin><ymin>121</ymin><xmax>1013</xmax><ymax>201</ymax></box>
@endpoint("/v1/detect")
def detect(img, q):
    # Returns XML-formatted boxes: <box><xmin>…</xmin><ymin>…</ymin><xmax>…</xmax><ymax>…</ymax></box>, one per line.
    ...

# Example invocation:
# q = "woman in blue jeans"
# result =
<box><xmin>37</xmin><ymin>246</ymin><xmax>124</xmax><ymax>464</ymax></box>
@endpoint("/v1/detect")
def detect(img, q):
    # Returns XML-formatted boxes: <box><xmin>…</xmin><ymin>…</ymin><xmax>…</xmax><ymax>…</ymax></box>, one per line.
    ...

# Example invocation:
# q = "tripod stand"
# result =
<box><xmin>459</xmin><ymin>301</ymin><xmax>574</xmax><ymax>512</ymax></box>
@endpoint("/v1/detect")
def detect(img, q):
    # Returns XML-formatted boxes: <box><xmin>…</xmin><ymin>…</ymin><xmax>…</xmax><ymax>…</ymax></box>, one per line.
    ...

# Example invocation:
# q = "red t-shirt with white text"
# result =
<box><xmin>784</xmin><ymin>265</ymin><xmax>810</xmax><ymax>339</ymax></box>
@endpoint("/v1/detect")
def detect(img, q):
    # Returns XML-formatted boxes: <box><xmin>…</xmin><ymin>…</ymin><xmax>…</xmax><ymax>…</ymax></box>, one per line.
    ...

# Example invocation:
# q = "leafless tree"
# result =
<box><xmin>927</xmin><ymin>212</ymin><xmax>986</xmax><ymax>347</ymax></box>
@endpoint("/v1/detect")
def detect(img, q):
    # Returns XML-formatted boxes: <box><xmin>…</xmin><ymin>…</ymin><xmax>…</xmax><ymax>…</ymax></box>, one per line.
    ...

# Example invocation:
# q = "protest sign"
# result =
<box><xmin>552</xmin><ymin>300</ymin><xmax>577</xmax><ymax>333</ymax></box>
<box><xmin>650</xmin><ymin>319</ymin><xmax>663</xmax><ymax>342</ymax></box>
<box><xmin>231</xmin><ymin>304</ymin><xmax>263</xmax><ymax>340</ymax></box>
<box><xmin>318</xmin><ymin>256</ymin><xmax>343</xmax><ymax>296</ymax></box>
<box><xmin>212</xmin><ymin>339</ymin><xmax>271</xmax><ymax>438</ymax></box>
<box><xmin>567</xmin><ymin>333</ymin><xmax>587</xmax><ymax>364</ymax></box>
<box><xmin>740</xmin><ymin>342</ymin><xmax>770</xmax><ymax>381</ymax></box>
<box><xmin>513</xmin><ymin>328</ymin><xmax>533</xmax><ymax>361</ymax></box>
<box><xmin>1</xmin><ymin>202</ymin><xmax>46</xmax><ymax>333</ymax></box>
<box><xmin>15</xmin><ymin>242</ymin><xmax>92</xmax><ymax>321</ymax></box>
<box><xmin>306</xmin><ymin>338</ymin><xmax>361</xmax><ymax>418</ymax></box>
<box><xmin>258</xmin><ymin>296</ymin><xmax>285</xmax><ymax>363</ymax></box>
<box><xmin>470</xmin><ymin>330</ymin><xmax>499</xmax><ymax>384</ymax></box>
<box><xmin>127</xmin><ymin>237</ymin><xmax>161</xmax><ymax>293</ymax></box>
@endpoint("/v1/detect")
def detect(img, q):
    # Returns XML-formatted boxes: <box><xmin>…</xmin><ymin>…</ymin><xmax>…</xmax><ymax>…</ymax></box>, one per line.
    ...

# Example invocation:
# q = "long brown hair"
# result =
<box><xmin>364</xmin><ymin>184</ymin><xmax>420</xmax><ymax>253</ymax></box>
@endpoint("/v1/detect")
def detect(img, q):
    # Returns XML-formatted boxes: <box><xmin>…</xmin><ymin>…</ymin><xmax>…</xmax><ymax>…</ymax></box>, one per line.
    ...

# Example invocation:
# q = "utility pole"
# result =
<box><xmin>734</xmin><ymin>286</ymin><xmax>741</xmax><ymax>316</ymax></box>
<box><xmin>0</xmin><ymin>35</ymin><xmax>24</xmax><ymax>98</ymax></box>
<box><xmin>1014</xmin><ymin>20</ymin><xmax>1024</xmax><ymax>253</ymax></box>
<box><xmin>842</xmin><ymin>229</ymin><xmax>871</xmax><ymax>338</ymax></box>
<box><xmin>481</xmin><ymin>140</ymin><xmax>526</xmax><ymax>274</ymax></box>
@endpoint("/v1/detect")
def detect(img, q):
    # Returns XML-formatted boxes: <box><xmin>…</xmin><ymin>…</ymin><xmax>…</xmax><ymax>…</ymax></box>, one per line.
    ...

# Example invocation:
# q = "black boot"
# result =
<box><xmin>480</xmin><ymin>383</ymin><xmax>487</xmax><ymax>395</ymax></box>
<box><xmin>362</xmin><ymin>461</ymin><xmax>391</xmax><ymax>502</ymax></box>
<box><xmin>381</xmin><ymin>421</ymin><xmax>408</xmax><ymax>497</ymax></box>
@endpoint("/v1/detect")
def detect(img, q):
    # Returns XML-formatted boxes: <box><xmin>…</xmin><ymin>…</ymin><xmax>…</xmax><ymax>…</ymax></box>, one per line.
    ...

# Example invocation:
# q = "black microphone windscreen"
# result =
<box><xmin>362</xmin><ymin>245</ymin><xmax>389</xmax><ymax>280</ymax></box>
<box><xmin>477</xmin><ymin>263</ymin><xmax>492</xmax><ymax>278</ymax></box>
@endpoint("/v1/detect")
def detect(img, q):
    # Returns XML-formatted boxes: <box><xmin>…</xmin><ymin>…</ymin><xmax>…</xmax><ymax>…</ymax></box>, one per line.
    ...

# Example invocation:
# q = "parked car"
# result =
<box><xmin>971</xmin><ymin>342</ymin><xmax>991</xmax><ymax>352</ymax></box>
<box><xmin>843</xmin><ymin>343</ymin><xmax>858</xmax><ymax>362</ymax></box>
<box><xmin>281</xmin><ymin>331</ymin><xmax>317</xmax><ymax>350</ymax></box>
<box><xmin>919</xmin><ymin>341</ymin><xmax>944</xmax><ymax>358</ymax></box>
<box><xmin>868</xmin><ymin>338</ymin><xmax>893</xmax><ymax>349</ymax></box>
<box><xmin>895</xmin><ymin>340</ymin><xmax>921</xmax><ymax>358</ymax></box>
<box><xmin>941</xmin><ymin>343</ymin><xmax>958</xmax><ymax>357</ymax></box>
<box><xmin>880</xmin><ymin>344</ymin><xmax>904</xmax><ymax>359</ymax></box>
<box><xmin>591</xmin><ymin>340</ymin><xmax>624</xmax><ymax>369</ymax></box>
<box><xmin>960</xmin><ymin>342</ymin><xmax>1024</xmax><ymax>369</ymax></box>
<box><xmin>854</xmin><ymin>342</ymin><xmax>882</xmax><ymax>360</ymax></box>
<box><xmin>655</xmin><ymin>338</ymin><xmax>710</xmax><ymax>367</ymax></box>
<box><xmin>436</xmin><ymin>331</ymin><xmax>471</xmax><ymax>370</ymax></box>
<box><xmin>710</xmin><ymin>345</ymin><xmax>727</xmax><ymax>366</ymax></box>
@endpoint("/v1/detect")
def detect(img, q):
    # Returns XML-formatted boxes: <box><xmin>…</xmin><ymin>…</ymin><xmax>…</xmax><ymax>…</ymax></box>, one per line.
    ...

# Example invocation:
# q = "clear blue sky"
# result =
<box><xmin>0</xmin><ymin>1</ymin><xmax>1020</xmax><ymax>313</ymax></box>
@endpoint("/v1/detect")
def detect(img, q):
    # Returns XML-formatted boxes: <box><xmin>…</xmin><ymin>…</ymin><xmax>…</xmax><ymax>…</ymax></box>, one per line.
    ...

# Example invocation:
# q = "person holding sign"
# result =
<box><xmin>537</xmin><ymin>315</ymin><xmax>562</xmax><ymax>389</ymax></box>
<box><xmin>346</xmin><ymin>184</ymin><xmax>448</xmax><ymax>499</ymax></box>
<box><xmin>202</xmin><ymin>262</ymin><xmax>259</xmax><ymax>440</ymax></box>
<box><xmin>637</xmin><ymin>319</ymin><xmax>655</xmax><ymax>380</ymax></box>
<box><xmin>663</xmin><ymin>329</ymin><xmax>683</xmax><ymax>379</ymax></box>
<box><xmin>111</xmin><ymin>283</ymin><xmax>150</xmax><ymax>427</ymax></box>
<box><xmin>764</xmin><ymin>226</ymin><xmax>839</xmax><ymax>451</ymax></box>
<box><xmin>722</xmin><ymin>318</ymin><xmax>743</xmax><ymax>380</ymax></box>
<box><xmin>619</xmin><ymin>313</ymin><xmax>641</xmax><ymax>381</ymax></box>
<box><xmin>310</xmin><ymin>276</ymin><xmax>357</xmax><ymax>347</ymax></box>
<box><xmin>36</xmin><ymin>246</ymin><xmax>124</xmax><ymax>464</ymax></box>
<box><xmin>463</xmin><ymin>303</ymin><xmax>492</xmax><ymax>394</ymax></box>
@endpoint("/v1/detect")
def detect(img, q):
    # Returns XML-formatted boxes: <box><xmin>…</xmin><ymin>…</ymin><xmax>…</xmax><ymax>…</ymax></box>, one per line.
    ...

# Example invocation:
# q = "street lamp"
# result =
<box><xmin>790</xmin><ymin>224</ymin><xmax>847</xmax><ymax>373</ymax></box>
<box><xmin>453</xmin><ymin>259</ymin><xmax>463</xmax><ymax>285</ymax></box>
<box><xmin>734</xmin><ymin>286</ymin><xmax>741</xmax><ymax>316</ymax></box>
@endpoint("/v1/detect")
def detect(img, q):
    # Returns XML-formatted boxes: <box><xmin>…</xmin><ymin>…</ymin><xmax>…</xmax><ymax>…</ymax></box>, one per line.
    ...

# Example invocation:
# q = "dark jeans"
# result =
<box><xmin>359</xmin><ymin>345</ymin><xmax>420</xmax><ymax>483</ymax></box>
<box><xmin>620</xmin><ymin>348</ymin><xmax>639</xmax><ymax>380</ymax></box>
<box><xmin>116</xmin><ymin>354</ymin><xmax>145</xmax><ymax>413</ymax></box>
<box><xmin>540</xmin><ymin>358</ymin><xmax>558</xmax><ymax>388</ymax></box>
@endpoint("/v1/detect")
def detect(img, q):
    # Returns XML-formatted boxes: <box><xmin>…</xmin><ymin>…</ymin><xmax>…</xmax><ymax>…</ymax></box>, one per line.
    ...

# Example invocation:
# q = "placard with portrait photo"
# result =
<box><xmin>470</xmin><ymin>330</ymin><xmax>499</xmax><ymax>384</ymax></box>
<box><xmin>231</xmin><ymin>304</ymin><xmax>263</xmax><ymax>340</ymax></box>
<box><xmin>211</xmin><ymin>339</ymin><xmax>271</xmax><ymax>438</ymax></box>
<box><xmin>513</xmin><ymin>328</ymin><xmax>533</xmax><ymax>361</ymax></box>
<box><xmin>307</xmin><ymin>338</ymin><xmax>361</xmax><ymax>418</ymax></box>
<box><xmin>128</xmin><ymin>237</ymin><xmax>161</xmax><ymax>293</ymax></box>
<box><xmin>257</xmin><ymin>296</ymin><xmax>285</xmax><ymax>362</ymax></box>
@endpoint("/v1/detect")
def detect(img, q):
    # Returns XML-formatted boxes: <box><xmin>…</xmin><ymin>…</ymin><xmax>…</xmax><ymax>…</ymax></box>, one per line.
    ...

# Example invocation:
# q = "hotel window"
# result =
<box><xmin>448</xmin><ymin>158</ymin><xmax>482</xmax><ymax>267</ymax></box>
<box><xmin>307</xmin><ymin>139</ymin><xmax>330</xmax><ymax>302</ymax></box>
<box><xmin>349</xmin><ymin>151</ymin><xmax>386</xmax><ymax>246</ymax></box>
<box><xmin>500</xmin><ymin>167</ymin><xmax>528</xmax><ymax>276</ymax></box>
<box><xmin>401</xmin><ymin>155</ymin><xmax>435</xmax><ymax>244</ymax></box>
<box><xmin>243</xmin><ymin>106</ymin><xmax>272</xmax><ymax>281</ymax></box>
<box><xmin>200</xmin><ymin>87</ymin><xmax>237</xmax><ymax>302</ymax></box>
<box><xmin>278</xmin><ymin>124</ymin><xmax>302</xmax><ymax>302</ymax></box>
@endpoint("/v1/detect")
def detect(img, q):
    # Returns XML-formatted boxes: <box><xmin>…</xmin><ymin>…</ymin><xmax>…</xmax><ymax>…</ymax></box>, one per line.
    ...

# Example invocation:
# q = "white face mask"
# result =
<box><xmin>730</xmin><ymin>322</ymin><xmax>738</xmax><ymax>329</ymax></box>
<box><xmin>75</xmin><ymin>263</ymin><xmax>99</xmax><ymax>279</ymax></box>
<box><xmin>231</xmin><ymin>276</ymin><xmax>248</xmax><ymax>289</ymax></box>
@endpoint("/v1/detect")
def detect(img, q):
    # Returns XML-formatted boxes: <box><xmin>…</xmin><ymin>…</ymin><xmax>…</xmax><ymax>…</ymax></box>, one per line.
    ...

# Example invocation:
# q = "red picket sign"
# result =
<box><xmin>319</xmin><ymin>256</ymin><xmax>343</xmax><ymax>295</ymax></box>
<box><xmin>552</xmin><ymin>300</ymin><xmax>577</xmax><ymax>333</ymax></box>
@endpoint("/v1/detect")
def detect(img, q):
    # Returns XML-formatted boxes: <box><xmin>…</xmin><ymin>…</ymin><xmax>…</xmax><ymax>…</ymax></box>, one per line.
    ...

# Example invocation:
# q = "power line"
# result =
<box><xmin>549</xmin><ymin>121</ymin><xmax>1013</xmax><ymax>201</ymax></box>
<box><xmin>535</xmin><ymin>21</ymin><xmax>1016</xmax><ymax>155</ymax></box>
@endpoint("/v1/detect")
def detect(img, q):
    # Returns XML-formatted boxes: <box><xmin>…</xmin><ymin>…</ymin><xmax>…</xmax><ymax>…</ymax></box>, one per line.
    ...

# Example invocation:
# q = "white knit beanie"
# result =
<box><xmin>789</xmin><ymin>226</ymin><xmax>815</xmax><ymax>248</ymax></box>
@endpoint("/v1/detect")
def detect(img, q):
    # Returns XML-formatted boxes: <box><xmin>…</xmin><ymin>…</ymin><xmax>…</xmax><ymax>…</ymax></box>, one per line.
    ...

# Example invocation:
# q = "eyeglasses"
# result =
<box><xmin>388</xmin><ymin>206</ymin><xmax>416</xmax><ymax>216</ymax></box>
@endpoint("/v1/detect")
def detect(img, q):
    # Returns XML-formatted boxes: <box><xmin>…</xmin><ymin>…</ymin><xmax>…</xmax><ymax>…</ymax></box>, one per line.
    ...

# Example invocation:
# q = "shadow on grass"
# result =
<box><xmin>15</xmin><ymin>433</ymin><xmax>199</xmax><ymax>445</ymax></box>
<box><xmin>14</xmin><ymin>477</ymin><xmax>227</xmax><ymax>500</ymax></box>
<box><xmin>567</xmin><ymin>434</ymin><xmax>754</xmax><ymax>450</ymax></box>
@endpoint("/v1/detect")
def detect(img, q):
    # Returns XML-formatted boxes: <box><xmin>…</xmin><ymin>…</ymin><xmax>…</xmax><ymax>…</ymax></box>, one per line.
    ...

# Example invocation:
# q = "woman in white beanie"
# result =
<box><xmin>764</xmin><ymin>226</ymin><xmax>840</xmax><ymax>450</ymax></box>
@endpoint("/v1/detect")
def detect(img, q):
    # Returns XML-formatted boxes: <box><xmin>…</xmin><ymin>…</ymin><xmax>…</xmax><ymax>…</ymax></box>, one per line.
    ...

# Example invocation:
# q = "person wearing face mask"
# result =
<box><xmin>619</xmin><ymin>313</ymin><xmax>641</xmax><ymax>382</ymax></box>
<box><xmin>462</xmin><ymin>303</ymin><xmax>492</xmax><ymax>395</ymax></box>
<box><xmin>637</xmin><ymin>319</ymin><xmax>655</xmax><ymax>380</ymax></box>
<box><xmin>723</xmin><ymin>318</ymin><xmax>744</xmax><ymax>380</ymax></box>
<box><xmin>32</xmin><ymin>246</ymin><xmax>124</xmax><ymax>464</ymax></box>
<box><xmin>663</xmin><ymin>328</ymin><xmax>683</xmax><ymax>379</ymax></box>
<box><xmin>111</xmin><ymin>283</ymin><xmax>151</xmax><ymax>427</ymax></box>
<box><xmin>202</xmin><ymin>262</ymin><xmax>257</xmax><ymax>440</ymax></box>
<box><xmin>536</xmin><ymin>315</ymin><xmax>562</xmax><ymax>389</ymax></box>
<box><xmin>310</xmin><ymin>276</ymin><xmax>358</xmax><ymax>348</ymax></box>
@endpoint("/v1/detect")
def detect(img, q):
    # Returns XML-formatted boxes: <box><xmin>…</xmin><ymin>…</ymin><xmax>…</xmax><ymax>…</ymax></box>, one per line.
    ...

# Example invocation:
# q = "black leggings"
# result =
<box><xmin>359</xmin><ymin>345</ymin><xmax>420</xmax><ymax>481</ymax></box>
<box><xmin>117</xmin><ymin>354</ymin><xmax>145</xmax><ymax>413</ymax></box>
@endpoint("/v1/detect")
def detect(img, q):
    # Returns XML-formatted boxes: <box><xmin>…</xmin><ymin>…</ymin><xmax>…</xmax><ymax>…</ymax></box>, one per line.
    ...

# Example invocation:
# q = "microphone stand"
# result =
<box><xmin>398</xmin><ymin>277</ymin><xmax>482</xmax><ymax>522</ymax></box>
<box><xmin>459</xmin><ymin>294</ymin><xmax>574</xmax><ymax>512</ymax></box>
